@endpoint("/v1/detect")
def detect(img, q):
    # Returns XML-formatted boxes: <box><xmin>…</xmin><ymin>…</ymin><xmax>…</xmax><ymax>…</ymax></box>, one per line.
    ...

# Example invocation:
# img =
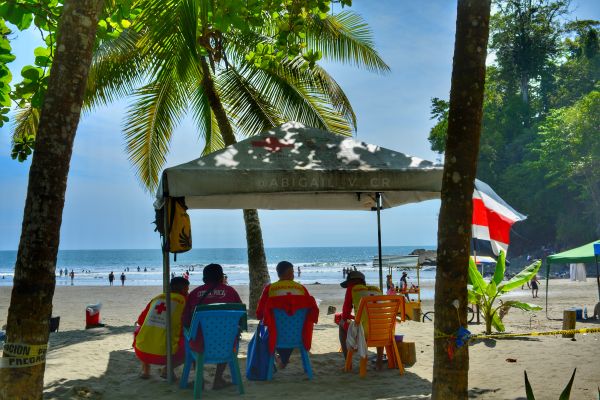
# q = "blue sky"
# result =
<box><xmin>0</xmin><ymin>1</ymin><xmax>598</xmax><ymax>250</ymax></box>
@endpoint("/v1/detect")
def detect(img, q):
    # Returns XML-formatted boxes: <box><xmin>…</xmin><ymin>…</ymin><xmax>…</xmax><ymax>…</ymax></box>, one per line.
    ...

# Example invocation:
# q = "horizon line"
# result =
<box><xmin>0</xmin><ymin>244</ymin><xmax>437</xmax><ymax>252</ymax></box>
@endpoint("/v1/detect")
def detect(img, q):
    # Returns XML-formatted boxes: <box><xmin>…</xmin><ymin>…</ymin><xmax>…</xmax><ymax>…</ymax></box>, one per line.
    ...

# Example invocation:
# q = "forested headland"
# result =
<box><xmin>428</xmin><ymin>0</ymin><xmax>599</xmax><ymax>257</ymax></box>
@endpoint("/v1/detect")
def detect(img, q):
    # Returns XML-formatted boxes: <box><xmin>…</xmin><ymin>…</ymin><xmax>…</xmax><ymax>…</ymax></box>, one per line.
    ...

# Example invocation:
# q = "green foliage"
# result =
<box><xmin>428</xmin><ymin>2</ymin><xmax>600</xmax><ymax>253</ymax></box>
<box><xmin>524</xmin><ymin>369</ymin><xmax>577</xmax><ymax>400</ymax></box>
<box><xmin>11</xmin><ymin>133</ymin><xmax>34</xmax><ymax>162</ymax></box>
<box><xmin>468</xmin><ymin>253</ymin><xmax>542</xmax><ymax>334</ymax></box>
<box><xmin>428</xmin><ymin>97</ymin><xmax>448</xmax><ymax>153</ymax></box>
<box><xmin>3</xmin><ymin>0</ymin><xmax>371</xmax><ymax>163</ymax></box>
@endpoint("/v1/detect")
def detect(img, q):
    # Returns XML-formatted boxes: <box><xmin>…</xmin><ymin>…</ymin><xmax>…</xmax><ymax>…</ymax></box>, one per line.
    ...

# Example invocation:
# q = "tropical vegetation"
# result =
<box><xmin>468</xmin><ymin>251</ymin><xmax>542</xmax><ymax>334</ymax></box>
<box><xmin>0</xmin><ymin>0</ymin><xmax>386</xmax><ymax>395</ymax></box>
<box><xmin>4</xmin><ymin>0</ymin><xmax>389</xmax><ymax>314</ymax></box>
<box><xmin>428</xmin><ymin>0</ymin><xmax>600</xmax><ymax>256</ymax></box>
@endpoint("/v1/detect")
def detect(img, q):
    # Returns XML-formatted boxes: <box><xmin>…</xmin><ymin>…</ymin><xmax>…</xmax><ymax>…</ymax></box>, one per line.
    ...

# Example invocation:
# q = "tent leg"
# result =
<box><xmin>595</xmin><ymin>256</ymin><xmax>600</xmax><ymax>302</ymax></box>
<box><xmin>545</xmin><ymin>259</ymin><xmax>550</xmax><ymax>319</ymax></box>
<box><xmin>163</xmin><ymin>199</ymin><xmax>173</xmax><ymax>384</ymax></box>
<box><xmin>376</xmin><ymin>193</ymin><xmax>383</xmax><ymax>291</ymax></box>
<box><xmin>163</xmin><ymin>248</ymin><xmax>172</xmax><ymax>383</ymax></box>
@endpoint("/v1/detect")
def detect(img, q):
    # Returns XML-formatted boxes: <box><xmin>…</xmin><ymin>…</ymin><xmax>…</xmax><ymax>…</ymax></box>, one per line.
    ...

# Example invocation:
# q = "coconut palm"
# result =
<box><xmin>13</xmin><ymin>1</ymin><xmax>389</xmax><ymax>313</ymax></box>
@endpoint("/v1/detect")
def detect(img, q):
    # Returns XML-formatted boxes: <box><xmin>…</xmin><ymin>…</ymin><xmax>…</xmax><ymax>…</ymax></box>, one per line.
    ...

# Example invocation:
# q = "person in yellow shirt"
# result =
<box><xmin>134</xmin><ymin>277</ymin><xmax>189</xmax><ymax>379</ymax></box>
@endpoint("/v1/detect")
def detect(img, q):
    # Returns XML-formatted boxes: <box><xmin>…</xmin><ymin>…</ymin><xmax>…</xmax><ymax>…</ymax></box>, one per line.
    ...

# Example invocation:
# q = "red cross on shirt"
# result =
<box><xmin>251</xmin><ymin>137</ymin><xmax>294</xmax><ymax>152</ymax></box>
<box><xmin>155</xmin><ymin>302</ymin><xmax>167</xmax><ymax>314</ymax></box>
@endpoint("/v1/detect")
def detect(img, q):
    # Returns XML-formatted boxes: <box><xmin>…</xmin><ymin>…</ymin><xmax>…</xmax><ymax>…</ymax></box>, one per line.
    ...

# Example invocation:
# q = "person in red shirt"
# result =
<box><xmin>182</xmin><ymin>264</ymin><xmax>243</xmax><ymax>390</ymax></box>
<box><xmin>256</xmin><ymin>261</ymin><xmax>310</xmax><ymax>368</ymax></box>
<box><xmin>337</xmin><ymin>270</ymin><xmax>366</xmax><ymax>358</ymax></box>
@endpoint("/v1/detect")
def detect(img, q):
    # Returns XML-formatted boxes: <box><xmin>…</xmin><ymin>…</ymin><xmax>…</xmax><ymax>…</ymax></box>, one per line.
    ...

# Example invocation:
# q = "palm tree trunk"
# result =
<box><xmin>200</xmin><ymin>58</ymin><xmax>270</xmax><ymax>316</ymax></box>
<box><xmin>0</xmin><ymin>1</ymin><xmax>104</xmax><ymax>398</ymax></box>
<box><xmin>432</xmin><ymin>1</ymin><xmax>491</xmax><ymax>399</ymax></box>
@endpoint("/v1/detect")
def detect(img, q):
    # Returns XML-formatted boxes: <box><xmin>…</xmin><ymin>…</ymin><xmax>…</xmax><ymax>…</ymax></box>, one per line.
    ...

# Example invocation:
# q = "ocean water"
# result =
<box><xmin>0</xmin><ymin>246</ymin><xmax>436</xmax><ymax>289</ymax></box>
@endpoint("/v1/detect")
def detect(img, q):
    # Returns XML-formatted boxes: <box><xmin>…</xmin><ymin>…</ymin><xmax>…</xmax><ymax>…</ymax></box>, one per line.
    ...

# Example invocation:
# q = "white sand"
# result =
<box><xmin>1</xmin><ymin>279</ymin><xmax>599</xmax><ymax>399</ymax></box>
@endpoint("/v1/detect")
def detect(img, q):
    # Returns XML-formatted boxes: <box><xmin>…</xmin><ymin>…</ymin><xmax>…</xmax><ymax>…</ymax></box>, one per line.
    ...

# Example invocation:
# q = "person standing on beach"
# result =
<box><xmin>182</xmin><ymin>264</ymin><xmax>243</xmax><ymax>389</ymax></box>
<box><xmin>121</xmin><ymin>272</ymin><xmax>126</xmax><ymax>286</ymax></box>
<box><xmin>109</xmin><ymin>271</ymin><xmax>115</xmax><ymax>286</ymax></box>
<box><xmin>530</xmin><ymin>275</ymin><xmax>540</xmax><ymax>298</ymax></box>
<box><xmin>297</xmin><ymin>266</ymin><xmax>301</xmax><ymax>278</ymax></box>
<box><xmin>69</xmin><ymin>270</ymin><xmax>75</xmax><ymax>285</ymax></box>
<box><xmin>137</xmin><ymin>266</ymin><xmax>140</xmax><ymax>272</ymax></box>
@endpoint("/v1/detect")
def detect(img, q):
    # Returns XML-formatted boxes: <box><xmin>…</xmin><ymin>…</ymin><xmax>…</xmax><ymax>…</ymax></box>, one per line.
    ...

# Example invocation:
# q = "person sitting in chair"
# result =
<box><xmin>134</xmin><ymin>276</ymin><xmax>189</xmax><ymax>379</ymax></box>
<box><xmin>256</xmin><ymin>261</ymin><xmax>311</xmax><ymax>369</ymax></box>
<box><xmin>182</xmin><ymin>264</ymin><xmax>243</xmax><ymax>390</ymax></box>
<box><xmin>335</xmin><ymin>271</ymin><xmax>384</xmax><ymax>369</ymax></box>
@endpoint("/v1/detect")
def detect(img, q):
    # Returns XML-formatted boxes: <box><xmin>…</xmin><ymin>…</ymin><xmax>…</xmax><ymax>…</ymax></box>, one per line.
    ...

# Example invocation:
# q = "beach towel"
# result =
<box><xmin>346</xmin><ymin>320</ymin><xmax>367</xmax><ymax>358</ymax></box>
<box><xmin>246</xmin><ymin>323</ymin><xmax>270</xmax><ymax>381</ymax></box>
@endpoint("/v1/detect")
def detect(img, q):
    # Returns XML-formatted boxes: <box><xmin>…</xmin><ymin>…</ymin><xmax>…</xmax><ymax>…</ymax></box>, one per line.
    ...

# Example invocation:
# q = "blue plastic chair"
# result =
<box><xmin>266</xmin><ymin>308</ymin><xmax>313</xmax><ymax>380</ymax></box>
<box><xmin>180</xmin><ymin>309</ymin><xmax>245</xmax><ymax>399</ymax></box>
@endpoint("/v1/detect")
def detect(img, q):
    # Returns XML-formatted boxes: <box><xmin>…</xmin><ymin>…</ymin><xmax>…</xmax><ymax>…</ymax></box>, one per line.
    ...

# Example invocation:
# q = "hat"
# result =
<box><xmin>402</xmin><ymin>271</ymin><xmax>408</xmax><ymax>275</ymax></box>
<box><xmin>203</xmin><ymin>263</ymin><xmax>224</xmax><ymax>284</ymax></box>
<box><xmin>340</xmin><ymin>271</ymin><xmax>365</xmax><ymax>288</ymax></box>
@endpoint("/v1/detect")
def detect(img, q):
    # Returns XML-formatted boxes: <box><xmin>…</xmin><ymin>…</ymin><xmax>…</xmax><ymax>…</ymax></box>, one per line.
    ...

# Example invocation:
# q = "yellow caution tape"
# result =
<box><xmin>0</xmin><ymin>343</ymin><xmax>48</xmax><ymax>369</ymax></box>
<box><xmin>469</xmin><ymin>327</ymin><xmax>600</xmax><ymax>340</ymax></box>
<box><xmin>435</xmin><ymin>327</ymin><xmax>600</xmax><ymax>340</ymax></box>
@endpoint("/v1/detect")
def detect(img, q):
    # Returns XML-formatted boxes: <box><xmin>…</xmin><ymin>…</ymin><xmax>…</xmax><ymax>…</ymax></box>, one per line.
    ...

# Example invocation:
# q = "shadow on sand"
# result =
<box><xmin>48</xmin><ymin>325</ymin><xmax>134</xmax><ymax>352</ymax></box>
<box><xmin>45</xmin><ymin>346</ymin><xmax>433</xmax><ymax>400</ymax></box>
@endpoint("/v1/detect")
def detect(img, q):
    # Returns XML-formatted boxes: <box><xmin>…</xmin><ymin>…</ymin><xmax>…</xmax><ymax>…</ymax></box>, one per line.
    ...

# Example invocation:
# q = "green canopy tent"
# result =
<box><xmin>545</xmin><ymin>240</ymin><xmax>600</xmax><ymax>314</ymax></box>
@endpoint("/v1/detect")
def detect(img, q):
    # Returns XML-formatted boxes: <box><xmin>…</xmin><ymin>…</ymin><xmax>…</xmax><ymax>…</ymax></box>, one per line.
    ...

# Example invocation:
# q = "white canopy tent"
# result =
<box><xmin>156</xmin><ymin>121</ymin><xmax>443</xmax><ymax>210</ymax></box>
<box><xmin>154</xmin><ymin>121</ymin><xmax>445</xmax><ymax>380</ymax></box>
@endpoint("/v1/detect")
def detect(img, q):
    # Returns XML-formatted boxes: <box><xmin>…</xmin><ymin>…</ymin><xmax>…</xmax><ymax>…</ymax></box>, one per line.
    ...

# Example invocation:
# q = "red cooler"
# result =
<box><xmin>85</xmin><ymin>303</ymin><xmax>102</xmax><ymax>328</ymax></box>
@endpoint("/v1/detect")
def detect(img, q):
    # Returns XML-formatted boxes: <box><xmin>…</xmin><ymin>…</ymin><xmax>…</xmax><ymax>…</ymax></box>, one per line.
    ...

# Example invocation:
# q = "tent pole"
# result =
<box><xmin>376</xmin><ymin>192</ymin><xmax>383</xmax><ymax>291</ymax></box>
<box><xmin>595</xmin><ymin>255</ymin><xmax>600</xmax><ymax>301</ymax></box>
<box><xmin>163</xmin><ymin>198</ymin><xmax>173</xmax><ymax>383</ymax></box>
<box><xmin>545</xmin><ymin>259</ymin><xmax>550</xmax><ymax>319</ymax></box>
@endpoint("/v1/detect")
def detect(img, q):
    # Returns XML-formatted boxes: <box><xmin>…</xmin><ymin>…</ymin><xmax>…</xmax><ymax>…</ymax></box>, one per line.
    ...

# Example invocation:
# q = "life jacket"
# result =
<box><xmin>351</xmin><ymin>284</ymin><xmax>382</xmax><ymax>334</ymax></box>
<box><xmin>267</xmin><ymin>280</ymin><xmax>308</xmax><ymax>297</ymax></box>
<box><xmin>135</xmin><ymin>293</ymin><xmax>186</xmax><ymax>356</ymax></box>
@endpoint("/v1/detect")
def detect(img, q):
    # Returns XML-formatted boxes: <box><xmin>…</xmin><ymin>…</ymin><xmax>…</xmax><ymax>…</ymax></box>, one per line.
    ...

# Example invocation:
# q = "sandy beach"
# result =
<box><xmin>1</xmin><ymin>279</ymin><xmax>599</xmax><ymax>399</ymax></box>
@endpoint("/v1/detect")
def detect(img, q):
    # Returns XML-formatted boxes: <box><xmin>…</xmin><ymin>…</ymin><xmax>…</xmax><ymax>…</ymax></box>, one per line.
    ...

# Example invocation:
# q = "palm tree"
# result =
<box><xmin>432</xmin><ymin>1</ymin><xmax>491</xmax><ymax>398</ymax></box>
<box><xmin>0</xmin><ymin>1</ymin><xmax>105</xmax><ymax>397</ymax></box>
<box><xmin>13</xmin><ymin>2</ymin><xmax>389</xmax><ymax>314</ymax></box>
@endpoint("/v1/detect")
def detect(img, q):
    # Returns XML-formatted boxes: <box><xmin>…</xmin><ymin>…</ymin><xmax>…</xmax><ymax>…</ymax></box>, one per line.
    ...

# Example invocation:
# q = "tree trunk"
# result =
<box><xmin>432</xmin><ymin>1</ymin><xmax>491</xmax><ymax>399</ymax></box>
<box><xmin>243</xmin><ymin>209</ymin><xmax>271</xmax><ymax>315</ymax></box>
<box><xmin>0</xmin><ymin>1</ymin><xmax>104</xmax><ymax>398</ymax></box>
<box><xmin>200</xmin><ymin>58</ymin><xmax>270</xmax><ymax>316</ymax></box>
<box><xmin>520</xmin><ymin>73</ymin><xmax>529</xmax><ymax>106</ymax></box>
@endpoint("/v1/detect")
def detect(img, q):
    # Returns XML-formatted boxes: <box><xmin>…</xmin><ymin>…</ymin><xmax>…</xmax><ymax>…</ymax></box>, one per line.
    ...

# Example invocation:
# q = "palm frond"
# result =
<box><xmin>307</xmin><ymin>11</ymin><xmax>390</xmax><ymax>73</ymax></box>
<box><xmin>238</xmin><ymin>61</ymin><xmax>353</xmax><ymax>135</ymax></box>
<box><xmin>86</xmin><ymin>29</ymin><xmax>148</xmax><ymax>111</ymax></box>
<box><xmin>217</xmin><ymin>66</ymin><xmax>282</xmax><ymax>137</ymax></box>
<box><xmin>123</xmin><ymin>71</ymin><xmax>188</xmax><ymax>192</ymax></box>
<box><xmin>203</xmin><ymin>110</ymin><xmax>225</xmax><ymax>154</ymax></box>
<box><xmin>188</xmin><ymin>79</ymin><xmax>226</xmax><ymax>154</ymax></box>
<box><xmin>11</xmin><ymin>104</ymin><xmax>40</xmax><ymax>143</ymax></box>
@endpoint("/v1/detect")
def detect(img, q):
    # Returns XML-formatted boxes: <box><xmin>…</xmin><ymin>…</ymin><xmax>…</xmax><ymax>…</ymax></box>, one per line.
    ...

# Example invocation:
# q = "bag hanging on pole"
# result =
<box><xmin>246</xmin><ymin>323</ymin><xmax>270</xmax><ymax>381</ymax></box>
<box><xmin>165</xmin><ymin>197</ymin><xmax>192</xmax><ymax>258</ymax></box>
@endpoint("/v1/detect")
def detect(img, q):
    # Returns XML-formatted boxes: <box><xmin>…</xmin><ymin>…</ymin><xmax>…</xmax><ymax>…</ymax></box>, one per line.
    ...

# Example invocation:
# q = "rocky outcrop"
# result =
<box><xmin>409</xmin><ymin>249</ymin><xmax>437</xmax><ymax>266</ymax></box>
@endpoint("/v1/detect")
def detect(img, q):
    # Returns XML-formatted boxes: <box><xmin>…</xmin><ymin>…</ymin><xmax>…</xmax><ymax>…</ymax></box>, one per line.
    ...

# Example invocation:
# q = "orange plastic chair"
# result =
<box><xmin>344</xmin><ymin>295</ymin><xmax>405</xmax><ymax>377</ymax></box>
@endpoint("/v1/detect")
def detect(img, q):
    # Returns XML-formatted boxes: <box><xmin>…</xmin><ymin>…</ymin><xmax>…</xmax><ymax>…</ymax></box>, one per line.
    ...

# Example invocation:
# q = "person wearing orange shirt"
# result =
<box><xmin>256</xmin><ymin>261</ymin><xmax>310</xmax><ymax>368</ymax></box>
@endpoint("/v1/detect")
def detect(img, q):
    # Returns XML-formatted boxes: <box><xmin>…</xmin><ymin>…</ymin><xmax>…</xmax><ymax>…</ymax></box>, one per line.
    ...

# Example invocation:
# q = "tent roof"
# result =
<box><xmin>546</xmin><ymin>240</ymin><xmax>600</xmax><ymax>265</ymax></box>
<box><xmin>156</xmin><ymin>122</ymin><xmax>444</xmax><ymax>210</ymax></box>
